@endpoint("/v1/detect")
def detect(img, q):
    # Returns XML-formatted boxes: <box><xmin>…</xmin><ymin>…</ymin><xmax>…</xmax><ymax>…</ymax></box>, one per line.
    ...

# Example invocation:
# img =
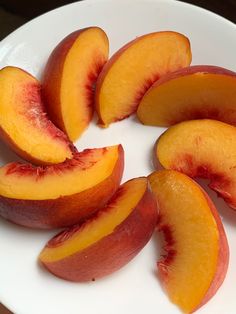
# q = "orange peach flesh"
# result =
<box><xmin>95</xmin><ymin>31</ymin><xmax>191</xmax><ymax>127</ymax></box>
<box><xmin>0</xmin><ymin>145</ymin><xmax>120</xmax><ymax>200</ymax></box>
<box><xmin>42</xmin><ymin>27</ymin><xmax>109</xmax><ymax>141</ymax></box>
<box><xmin>148</xmin><ymin>170</ymin><xmax>229</xmax><ymax>313</ymax></box>
<box><xmin>156</xmin><ymin>119</ymin><xmax>236</xmax><ymax>209</ymax></box>
<box><xmin>39</xmin><ymin>177</ymin><xmax>157</xmax><ymax>280</ymax></box>
<box><xmin>137</xmin><ymin>65</ymin><xmax>236</xmax><ymax>126</ymax></box>
<box><xmin>0</xmin><ymin>145</ymin><xmax>123</xmax><ymax>229</ymax></box>
<box><xmin>0</xmin><ymin>66</ymin><xmax>73</xmax><ymax>164</ymax></box>
<box><xmin>40</xmin><ymin>177</ymin><xmax>148</xmax><ymax>263</ymax></box>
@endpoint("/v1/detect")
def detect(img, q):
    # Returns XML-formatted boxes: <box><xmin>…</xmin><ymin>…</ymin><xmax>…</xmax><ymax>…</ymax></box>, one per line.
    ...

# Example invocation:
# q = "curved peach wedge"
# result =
<box><xmin>137</xmin><ymin>65</ymin><xmax>236</xmax><ymax>126</ymax></box>
<box><xmin>95</xmin><ymin>31</ymin><xmax>192</xmax><ymax>127</ymax></box>
<box><xmin>148</xmin><ymin>170</ymin><xmax>229</xmax><ymax>313</ymax></box>
<box><xmin>0</xmin><ymin>145</ymin><xmax>124</xmax><ymax>229</ymax></box>
<box><xmin>0</xmin><ymin>66</ymin><xmax>73</xmax><ymax>164</ymax></box>
<box><xmin>42</xmin><ymin>27</ymin><xmax>109</xmax><ymax>141</ymax></box>
<box><xmin>156</xmin><ymin>119</ymin><xmax>236</xmax><ymax>209</ymax></box>
<box><xmin>39</xmin><ymin>177</ymin><xmax>158</xmax><ymax>281</ymax></box>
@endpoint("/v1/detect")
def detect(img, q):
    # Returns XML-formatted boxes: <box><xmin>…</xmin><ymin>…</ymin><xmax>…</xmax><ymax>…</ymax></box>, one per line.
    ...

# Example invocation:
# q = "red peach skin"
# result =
<box><xmin>0</xmin><ymin>145</ymin><xmax>124</xmax><ymax>229</ymax></box>
<box><xmin>42</xmin><ymin>27</ymin><xmax>109</xmax><ymax>141</ymax></box>
<box><xmin>39</xmin><ymin>177</ymin><xmax>158</xmax><ymax>281</ymax></box>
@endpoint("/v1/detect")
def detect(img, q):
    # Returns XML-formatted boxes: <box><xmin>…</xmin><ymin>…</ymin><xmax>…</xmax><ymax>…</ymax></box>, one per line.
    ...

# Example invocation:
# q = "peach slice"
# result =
<box><xmin>137</xmin><ymin>65</ymin><xmax>236</xmax><ymax>126</ymax></box>
<box><xmin>42</xmin><ymin>27</ymin><xmax>109</xmax><ymax>141</ymax></box>
<box><xmin>156</xmin><ymin>119</ymin><xmax>236</xmax><ymax>209</ymax></box>
<box><xmin>95</xmin><ymin>31</ymin><xmax>191</xmax><ymax>127</ymax></box>
<box><xmin>0</xmin><ymin>66</ymin><xmax>73</xmax><ymax>165</ymax></box>
<box><xmin>39</xmin><ymin>177</ymin><xmax>158</xmax><ymax>281</ymax></box>
<box><xmin>148</xmin><ymin>170</ymin><xmax>229</xmax><ymax>313</ymax></box>
<box><xmin>0</xmin><ymin>145</ymin><xmax>124</xmax><ymax>229</ymax></box>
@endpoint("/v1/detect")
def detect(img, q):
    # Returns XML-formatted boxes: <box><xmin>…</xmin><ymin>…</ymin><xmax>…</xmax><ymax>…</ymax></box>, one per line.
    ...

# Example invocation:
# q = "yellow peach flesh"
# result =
<box><xmin>40</xmin><ymin>177</ymin><xmax>147</xmax><ymax>262</ymax></box>
<box><xmin>96</xmin><ymin>31</ymin><xmax>191</xmax><ymax>127</ymax></box>
<box><xmin>0</xmin><ymin>67</ymin><xmax>72</xmax><ymax>163</ymax></box>
<box><xmin>0</xmin><ymin>146</ymin><xmax>119</xmax><ymax>200</ymax></box>
<box><xmin>60</xmin><ymin>28</ymin><xmax>109</xmax><ymax>140</ymax></box>
<box><xmin>137</xmin><ymin>70</ymin><xmax>236</xmax><ymax>126</ymax></box>
<box><xmin>156</xmin><ymin>119</ymin><xmax>236</xmax><ymax>208</ymax></box>
<box><xmin>149</xmin><ymin>170</ymin><xmax>222</xmax><ymax>313</ymax></box>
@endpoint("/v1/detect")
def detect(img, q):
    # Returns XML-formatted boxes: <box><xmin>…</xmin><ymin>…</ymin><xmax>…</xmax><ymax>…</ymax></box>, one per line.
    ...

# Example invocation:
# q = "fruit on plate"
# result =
<box><xmin>39</xmin><ymin>177</ymin><xmax>158</xmax><ymax>281</ymax></box>
<box><xmin>156</xmin><ymin>119</ymin><xmax>236</xmax><ymax>209</ymax></box>
<box><xmin>148</xmin><ymin>170</ymin><xmax>229</xmax><ymax>313</ymax></box>
<box><xmin>0</xmin><ymin>145</ymin><xmax>124</xmax><ymax>229</ymax></box>
<box><xmin>95</xmin><ymin>31</ymin><xmax>192</xmax><ymax>127</ymax></box>
<box><xmin>137</xmin><ymin>65</ymin><xmax>236</xmax><ymax>126</ymax></box>
<box><xmin>0</xmin><ymin>66</ymin><xmax>73</xmax><ymax>165</ymax></box>
<box><xmin>42</xmin><ymin>27</ymin><xmax>109</xmax><ymax>141</ymax></box>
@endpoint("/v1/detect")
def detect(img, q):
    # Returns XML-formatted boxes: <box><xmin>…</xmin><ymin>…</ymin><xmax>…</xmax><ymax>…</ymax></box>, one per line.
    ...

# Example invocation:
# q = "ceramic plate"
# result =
<box><xmin>0</xmin><ymin>0</ymin><xmax>236</xmax><ymax>313</ymax></box>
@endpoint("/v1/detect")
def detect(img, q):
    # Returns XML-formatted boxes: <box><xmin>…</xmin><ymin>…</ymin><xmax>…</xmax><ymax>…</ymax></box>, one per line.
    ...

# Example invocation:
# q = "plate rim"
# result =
<box><xmin>0</xmin><ymin>0</ymin><xmax>235</xmax><ymax>46</ymax></box>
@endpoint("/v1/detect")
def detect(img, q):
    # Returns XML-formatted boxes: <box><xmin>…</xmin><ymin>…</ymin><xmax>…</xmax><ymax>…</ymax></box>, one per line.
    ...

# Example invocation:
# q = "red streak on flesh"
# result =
<box><xmin>157</xmin><ymin>218</ymin><xmax>177</xmax><ymax>282</ymax></box>
<box><xmin>112</xmin><ymin>72</ymin><xmax>162</xmax><ymax>123</ymax></box>
<box><xmin>169</xmin><ymin>108</ymin><xmax>222</xmax><ymax>125</ymax></box>
<box><xmin>85</xmin><ymin>55</ymin><xmax>107</xmax><ymax>112</ymax></box>
<box><xmin>47</xmin><ymin>224</ymin><xmax>83</xmax><ymax>247</ymax></box>
<box><xmin>19</xmin><ymin>82</ymin><xmax>70</xmax><ymax>144</ymax></box>
<box><xmin>5</xmin><ymin>148</ymin><xmax>107</xmax><ymax>179</ymax></box>
<box><xmin>171</xmin><ymin>154</ymin><xmax>233</xmax><ymax>204</ymax></box>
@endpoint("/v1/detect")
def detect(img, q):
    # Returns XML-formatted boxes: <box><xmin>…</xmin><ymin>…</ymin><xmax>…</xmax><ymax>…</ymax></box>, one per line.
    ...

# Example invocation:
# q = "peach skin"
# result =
<box><xmin>42</xmin><ymin>27</ymin><xmax>109</xmax><ymax>141</ymax></box>
<box><xmin>0</xmin><ymin>145</ymin><xmax>124</xmax><ymax>229</ymax></box>
<box><xmin>39</xmin><ymin>177</ymin><xmax>158</xmax><ymax>281</ymax></box>
<box><xmin>137</xmin><ymin>65</ymin><xmax>236</xmax><ymax>126</ymax></box>
<box><xmin>148</xmin><ymin>170</ymin><xmax>229</xmax><ymax>313</ymax></box>
<box><xmin>156</xmin><ymin>119</ymin><xmax>236</xmax><ymax>209</ymax></box>
<box><xmin>0</xmin><ymin>66</ymin><xmax>73</xmax><ymax>165</ymax></box>
<box><xmin>95</xmin><ymin>31</ymin><xmax>191</xmax><ymax>127</ymax></box>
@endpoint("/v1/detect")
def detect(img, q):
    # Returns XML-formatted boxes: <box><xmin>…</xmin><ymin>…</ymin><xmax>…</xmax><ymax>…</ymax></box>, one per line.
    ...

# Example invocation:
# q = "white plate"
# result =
<box><xmin>0</xmin><ymin>0</ymin><xmax>236</xmax><ymax>313</ymax></box>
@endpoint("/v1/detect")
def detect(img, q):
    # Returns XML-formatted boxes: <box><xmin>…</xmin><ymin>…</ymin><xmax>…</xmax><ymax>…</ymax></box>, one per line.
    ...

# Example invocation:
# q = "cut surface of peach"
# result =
<box><xmin>39</xmin><ymin>177</ymin><xmax>158</xmax><ymax>281</ymax></box>
<box><xmin>148</xmin><ymin>170</ymin><xmax>229</xmax><ymax>313</ymax></box>
<box><xmin>137</xmin><ymin>65</ymin><xmax>236</xmax><ymax>126</ymax></box>
<box><xmin>156</xmin><ymin>119</ymin><xmax>236</xmax><ymax>209</ymax></box>
<box><xmin>95</xmin><ymin>31</ymin><xmax>191</xmax><ymax>127</ymax></box>
<box><xmin>0</xmin><ymin>145</ymin><xmax>124</xmax><ymax>228</ymax></box>
<box><xmin>42</xmin><ymin>27</ymin><xmax>109</xmax><ymax>141</ymax></box>
<box><xmin>0</xmin><ymin>66</ymin><xmax>73</xmax><ymax>164</ymax></box>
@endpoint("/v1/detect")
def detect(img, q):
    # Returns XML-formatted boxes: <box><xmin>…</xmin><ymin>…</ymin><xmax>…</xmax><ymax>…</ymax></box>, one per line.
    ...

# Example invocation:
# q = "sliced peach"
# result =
<box><xmin>95</xmin><ymin>31</ymin><xmax>191</xmax><ymax>127</ymax></box>
<box><xmin>0</xmin><ymin>66</ymin><xmax>73</xmax><ymax>165</ymax></box>
<box><xmin>42</xmin><ymin>27</ymin><xmax>109</xmax><ymax>141</ymax></box>
<box><xmin>39</xmin><ymin>177</ymin><xmax>158</xmax><ymax>281</ymax></box>
<box><xmin>148</xmin><ymin>170</ymin><xmax>229</xmax><ymax>313</ymax></box>
<box><xmin>137</xmin><ymin>65</ymin><xmax>236</xmax><ymax>126</ymax></box>
<box><xmin>156</xmin><ymin>119</ymin><xmax>236</xmax><ymax>209</ymax></box>
<box><xmin>0</xmin><ymin>145</ymin><xmax>124</xmax><ymax>229</ymax></box>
